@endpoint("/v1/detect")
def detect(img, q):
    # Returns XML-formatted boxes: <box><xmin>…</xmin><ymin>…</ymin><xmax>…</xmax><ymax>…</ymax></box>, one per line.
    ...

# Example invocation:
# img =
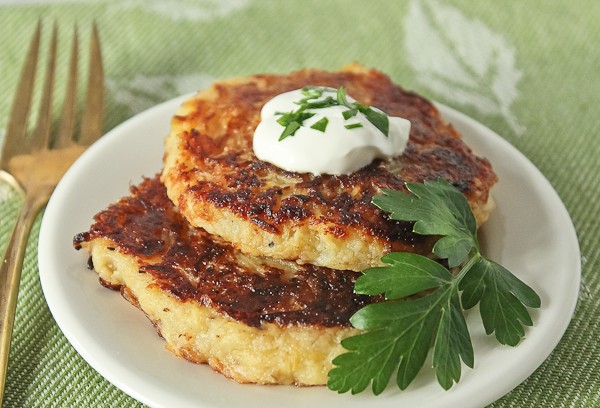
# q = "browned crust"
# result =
<box><xmin>74</xmin><ymin>177</ymin><xmax>375</xmax><ymax>328</ymax></box>
<box><xmin>162</xmin><ymin>64</ymin><xmax>497</xmax><ymax>269</ymax></box>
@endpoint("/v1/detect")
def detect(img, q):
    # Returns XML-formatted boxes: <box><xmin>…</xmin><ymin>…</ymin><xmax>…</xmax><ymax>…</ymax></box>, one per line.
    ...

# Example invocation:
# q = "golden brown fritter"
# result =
<box><xmin>74</xmin><ymin>177</ymin><xmax>367</xmax><ymax>385</ymax></box>
<box><xmin>162</xmin><ymin>64</ymin><xmax>497</xmax><ymax>271</ymax></box>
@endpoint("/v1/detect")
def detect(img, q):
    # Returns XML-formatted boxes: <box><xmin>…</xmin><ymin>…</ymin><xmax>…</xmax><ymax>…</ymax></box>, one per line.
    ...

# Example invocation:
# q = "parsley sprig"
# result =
<box><xmin>327</xmin><ymin>178</ymin><xmax>541</xmax><ymax>395</ymax></box>
<box><xmin>276</xmin><ymin>86</ymin><xmax>390</xmax><ymax>140</ymax></box>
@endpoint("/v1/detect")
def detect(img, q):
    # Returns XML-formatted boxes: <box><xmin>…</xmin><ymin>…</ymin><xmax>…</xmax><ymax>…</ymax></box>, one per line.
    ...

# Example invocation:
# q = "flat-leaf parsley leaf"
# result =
<box><xmin>327</xmin><ymin>178</ymin><xmax>541</xmax><ymax>394</ymax></box>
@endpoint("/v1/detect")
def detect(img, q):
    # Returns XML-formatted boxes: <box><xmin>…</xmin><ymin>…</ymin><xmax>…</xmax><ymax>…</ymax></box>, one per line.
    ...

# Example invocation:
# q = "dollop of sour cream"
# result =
<box><xmin>253</xmin><ymin>88</ymin><xmax>411</xmax><ymax>175</ymax></box>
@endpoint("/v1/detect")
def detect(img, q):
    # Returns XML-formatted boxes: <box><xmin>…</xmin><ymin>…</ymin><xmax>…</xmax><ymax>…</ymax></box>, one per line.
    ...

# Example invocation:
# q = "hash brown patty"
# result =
<box><xmin>74</xmin><ymin>177</ymin><xmax>367</xmax><ymax>385</ymax></box>
<box><xmin>162</xmin><ymin>64</ymin><xmax>498</xmax><ymax>271</ymax></box>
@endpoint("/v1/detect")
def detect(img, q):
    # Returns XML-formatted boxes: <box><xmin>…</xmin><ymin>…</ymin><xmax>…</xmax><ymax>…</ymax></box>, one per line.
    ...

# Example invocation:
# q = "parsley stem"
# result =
<box><xmin>454</xmin><ymin>251</ymin><xmax>482</xmax><ymax>283</ymax></box>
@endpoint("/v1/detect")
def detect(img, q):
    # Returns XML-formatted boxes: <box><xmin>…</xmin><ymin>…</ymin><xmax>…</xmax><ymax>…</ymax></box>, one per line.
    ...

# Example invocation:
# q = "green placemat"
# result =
<box><xmin>1</xmin><ymin>1</ymin><xmax>598</xmax><ymax>407</ymax></box>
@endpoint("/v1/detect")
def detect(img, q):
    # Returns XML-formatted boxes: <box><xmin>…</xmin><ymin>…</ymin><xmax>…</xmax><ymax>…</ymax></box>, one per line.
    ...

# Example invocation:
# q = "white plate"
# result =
<box><xmin>38</xmin><ymin>95</ymin><xmax>581</xmax><ymax>408</ymax></box>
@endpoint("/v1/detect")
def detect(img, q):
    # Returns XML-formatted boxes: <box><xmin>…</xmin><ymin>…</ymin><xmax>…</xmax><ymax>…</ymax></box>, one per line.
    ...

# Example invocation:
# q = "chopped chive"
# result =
<box><xmin>345</xmin><ymin>123</ymin><xmax>363</xmax><ymax>129</ymax></box>
<box><xmin>279</xmin><ymin>121</ymin><xmax>301</xmax><ymax>141</ymax></box>
<box><xmin>298</xmin><ymin>86</ymin><xmax>324</xmax><ymax>104</ymax></box>
<box><xmin>301</xmin><ymin>86</ymin><xmax>324</xmax><ymax>96</ymax></box>
<box><xmin>354</xmin><ymin>102</ymin><xmax>368</xmax><ymax>112</ymax></box>
<box><xmin>276</xmin><ymin>86</ymin><xmax>390</xmax><ymax>141</ymax></box>
<box><xmin>303</xmin><ymin>96</ymin><xmax>337</xmax><ymax>110</ymax></box>
<box><xmin>310</xmin><ymin>117</ymin><xmax>329</xmax><ymax>132</ymax></box>
<box><xmin>362</xmin><ymin>107</ymin><xmax>389</xmax><ymax>136</ymax></box>
<box><xmin>277</xmin><ymin>111</ymin><xmax>314</xmax><ymax>127</ymax></box>
<box><xmin>342</xmin><ymin>108</ymin><xmax>359</xmax><ymax>120</ymax></box>
<box><xmin>336</xmin><ymin>86</ymin><xmax>353</xmax><ymax>108</ymax></box>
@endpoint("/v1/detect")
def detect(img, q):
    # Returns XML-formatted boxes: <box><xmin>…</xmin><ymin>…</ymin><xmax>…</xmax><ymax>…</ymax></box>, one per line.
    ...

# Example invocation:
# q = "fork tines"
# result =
<box><xmin>1</xmin><ymin>21</ymin><xmax>104</xmax><ymax>167</ymax></box>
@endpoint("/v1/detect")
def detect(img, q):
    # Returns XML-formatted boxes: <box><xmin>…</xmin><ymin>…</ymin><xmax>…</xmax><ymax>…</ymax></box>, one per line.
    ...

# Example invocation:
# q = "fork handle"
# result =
<box><xmin>0</xmin><ymin>199</ymin><xmax>41</xmax><ymax>404</ymax></box>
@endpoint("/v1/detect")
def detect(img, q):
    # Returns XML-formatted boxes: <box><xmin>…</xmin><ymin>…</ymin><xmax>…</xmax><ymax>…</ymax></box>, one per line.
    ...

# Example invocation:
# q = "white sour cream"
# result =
<box><xmin>252</xmin><ymin>88</ymin><xmax>411</xmax><ymax>175</ymax></box>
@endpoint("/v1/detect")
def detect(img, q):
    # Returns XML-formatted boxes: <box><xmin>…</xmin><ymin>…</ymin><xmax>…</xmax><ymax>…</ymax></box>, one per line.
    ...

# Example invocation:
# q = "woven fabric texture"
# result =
<box><xmin>0</xmin><ymin>1</ymin><xmax>598</xmax><ymax>407</ymax></box>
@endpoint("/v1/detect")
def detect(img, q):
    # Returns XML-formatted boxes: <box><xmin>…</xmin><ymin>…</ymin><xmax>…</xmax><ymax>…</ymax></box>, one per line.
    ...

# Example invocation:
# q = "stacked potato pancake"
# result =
<box><xmin>74</xmin><ymin>64</ymin><xmax>497</xmax><ymax>385</ymax></box>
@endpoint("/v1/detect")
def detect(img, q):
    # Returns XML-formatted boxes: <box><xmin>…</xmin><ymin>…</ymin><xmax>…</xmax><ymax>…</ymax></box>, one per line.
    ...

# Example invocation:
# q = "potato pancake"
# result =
<box><xmin>162</xmin><ymin>64</ymin><xmax>497</xmax><ymax>271</ymax></box>
<box><xmin>74</xmin><ymin>177</ymin><xmax>367</xmax><ymax>385</ymax></box>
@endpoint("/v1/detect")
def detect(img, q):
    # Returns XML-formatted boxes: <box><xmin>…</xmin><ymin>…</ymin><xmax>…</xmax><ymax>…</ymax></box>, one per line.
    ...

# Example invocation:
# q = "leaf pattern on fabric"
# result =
<box><xmin>118</xmin><ymin>0</ymin><xmax>249</xmax><ymax>22</ymax></box>
<box><xmin>107</xmin><ymin>73</ymin><xmax>214</xmax><ymax>114</ymax></box>
<box><xmin>404</xmin><ymin>0</ymin><xmax>525</xmax><ymax>135</ymax></box>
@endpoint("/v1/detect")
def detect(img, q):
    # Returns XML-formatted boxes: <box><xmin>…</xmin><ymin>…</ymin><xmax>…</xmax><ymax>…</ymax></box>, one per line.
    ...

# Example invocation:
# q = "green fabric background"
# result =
<box><xmin>0</xmin><ymin>0</ymin><xmax>598</xmax><ymax>406</ymax></box>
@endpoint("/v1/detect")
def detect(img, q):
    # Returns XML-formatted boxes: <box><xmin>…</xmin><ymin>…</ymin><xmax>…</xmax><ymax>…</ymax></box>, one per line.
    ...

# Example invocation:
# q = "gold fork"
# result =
<box><xmin>0</xmin><ymin>22</ymin><xmax>104</xmax><ymax>401</ymax></box>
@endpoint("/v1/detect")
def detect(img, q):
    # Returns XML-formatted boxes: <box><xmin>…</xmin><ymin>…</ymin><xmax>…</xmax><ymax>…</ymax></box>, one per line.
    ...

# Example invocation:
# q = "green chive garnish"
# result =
<box><xmin>311</xmin><ymin>117</ymin><xmax>329</xmax><ymax>132</ymax></box>
<box><xmin>342</xmin><ymin>108</ymin><xmax>359</xmax><ymax>120</ymax></box>
<box><xmin>345</xmin><ymin>123</ymin><xmax>363</xmax><ymax>129</ymax></box>
<box><xmin>279</xmin><ymin>121</ymin><xmax>302</xmax><ymax>141</ymax></box>
<box><xmin>275</xmin><ymin>86</ymin><xmax>390</xmax><ymax>140</ymax></box>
